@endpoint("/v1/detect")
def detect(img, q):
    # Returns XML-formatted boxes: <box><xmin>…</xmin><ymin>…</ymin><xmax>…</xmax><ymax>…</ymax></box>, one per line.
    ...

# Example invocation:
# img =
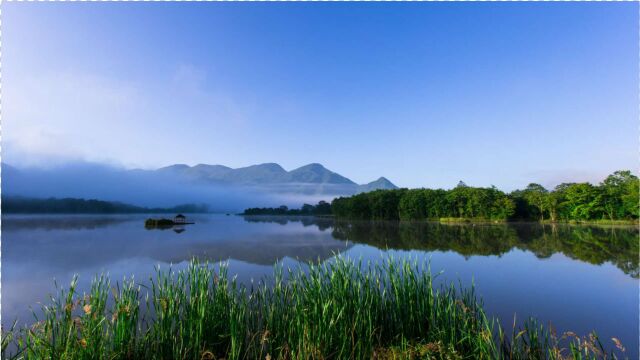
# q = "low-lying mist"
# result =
<box><xmin>2</xmin><ymin>162</ymin><xmax>344</xmax><ymax>212</ymax></box>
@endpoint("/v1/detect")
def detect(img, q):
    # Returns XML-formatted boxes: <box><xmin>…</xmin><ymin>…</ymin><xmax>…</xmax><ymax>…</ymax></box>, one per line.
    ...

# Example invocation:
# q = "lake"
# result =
<box><xmin>2</xmin><ymin>214</ymin><xmax>638</xmax><ymax>357</ymax></box>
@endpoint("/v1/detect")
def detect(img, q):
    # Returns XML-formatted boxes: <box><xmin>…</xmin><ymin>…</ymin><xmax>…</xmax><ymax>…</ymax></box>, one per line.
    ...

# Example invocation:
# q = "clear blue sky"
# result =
<box><xmin>4</xmin><ymin>3</ymin><xmax>637</xmax><ymax>189</ymax></box>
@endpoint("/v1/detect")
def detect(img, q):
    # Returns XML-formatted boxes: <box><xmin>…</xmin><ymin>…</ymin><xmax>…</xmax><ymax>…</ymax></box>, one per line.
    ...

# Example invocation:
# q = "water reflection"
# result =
<box><xmin>3</xmin><ymin>214</ymin><xmax>638</xmax><ymax>358</ymax></box>
<box><xmin>242</xmin><ymin>215</ymin><xmax>334</xmax><ymax>231</ymax></box>
<box><xmin>242</xmin><ymin>217</ymin><xmax>638</xmax><ymax>278</ymax></box>
<box><xmin>3</xmin><ymin>215</ymin><xmax>353</xmax><ymax>269</ymax></box>
<box><xmin>2</xmin><ymin>215</ymin><xmax>132</xmax><ymax>231</ymax></box>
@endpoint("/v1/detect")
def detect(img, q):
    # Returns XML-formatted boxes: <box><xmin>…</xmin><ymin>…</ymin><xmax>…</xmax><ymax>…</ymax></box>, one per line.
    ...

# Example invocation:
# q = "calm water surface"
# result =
<box><xmin>3</xmin><ymin>214</ymin><xmax>638</xmax><ymax>357</ymax></box>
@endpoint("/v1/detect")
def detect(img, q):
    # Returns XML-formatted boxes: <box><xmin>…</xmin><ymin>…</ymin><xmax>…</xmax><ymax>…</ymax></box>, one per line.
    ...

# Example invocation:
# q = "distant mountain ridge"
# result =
<box><xmin>154</xmin><ymin>162</ymin><xmax>394</xmax><ymax>191</ymax></box>
<box><xmin>2</xmin><ymin>162</ymin><xmax>398</xmax><ymax>211</ymax></box>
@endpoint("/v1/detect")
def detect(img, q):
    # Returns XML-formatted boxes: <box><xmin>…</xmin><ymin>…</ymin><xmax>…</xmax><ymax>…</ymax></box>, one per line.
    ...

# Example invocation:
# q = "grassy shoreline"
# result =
<box><xmin>3</xmin><ymin>257</ymin><xmax>627</xmax><ymax>360</ymax></box>
<box><xmin>540</xmin><ymin>219</ymin><xmax>638</xmax><ymax>226</ymax></box>
<box><xmin>438</xmin><ymin>218</ymin><xmax>637</xmax><ymax>226</ymax></box>
<box><xmin>245</xmin><ymin>214</ymin><xmax>638</xmax><ymax>227</ymax></box>
<box><xmin>438</xmin><ymin>217</ymin><xmax>508</xmax><ymax>224</ymax></box>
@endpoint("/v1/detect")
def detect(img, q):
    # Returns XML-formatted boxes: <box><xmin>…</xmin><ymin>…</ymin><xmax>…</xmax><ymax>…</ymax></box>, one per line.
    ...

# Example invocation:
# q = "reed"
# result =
<box><xmin>2</xmin><ymin>256</ymin><xmax>626</xmax><ymax>359</ymax></box>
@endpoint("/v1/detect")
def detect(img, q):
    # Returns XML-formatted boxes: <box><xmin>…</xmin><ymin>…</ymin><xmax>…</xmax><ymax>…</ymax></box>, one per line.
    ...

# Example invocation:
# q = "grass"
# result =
<box><xmin>435</xmin><ymin>218</ymin><xmax>638</xmax><ymax>226</ymax></box>
<box><xmin>563</xmin><ymin>220</ymin><xmax>637</xmax><ymax>226</ymax></box>
<box><xmin>439</xmin><ymin>217</ymin><xmax>507</xmax><ymax>224</ymax></box>
<box><xmin>2</xmin><ymin>256</ymin><xmax>627</xmax><ymax>360</ymax></box>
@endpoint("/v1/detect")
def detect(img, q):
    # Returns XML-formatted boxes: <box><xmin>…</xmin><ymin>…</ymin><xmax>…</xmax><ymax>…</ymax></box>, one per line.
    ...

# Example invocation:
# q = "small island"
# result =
<box><xmin>145</xmin><ymin>214</ymin><xmax>194</xmax><ymax>229</ymax></box>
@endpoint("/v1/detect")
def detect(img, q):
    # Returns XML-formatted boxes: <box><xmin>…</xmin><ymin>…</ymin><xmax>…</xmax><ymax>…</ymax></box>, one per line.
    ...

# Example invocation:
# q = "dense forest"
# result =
<box><xmin>331</xmin><ymin>170</ymin><xmax>639</xmax><ymax>222</ymax></box>
<box><xmin>242</xmin><ymin>201</ymin><xmax>332</xmax><ymax>216</ymax></box>
<box><xmin>3</xmin><ymin>196</ymin><xmax>209</xmax><ymax>214</ymax></box>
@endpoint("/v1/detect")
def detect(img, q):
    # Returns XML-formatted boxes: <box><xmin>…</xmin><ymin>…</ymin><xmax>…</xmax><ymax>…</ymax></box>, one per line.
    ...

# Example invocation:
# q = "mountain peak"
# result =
<box><xmin>193</xmin><ymin>164</ymin><xmax>232</xmax><ymax>170</ymax></box>
<box><xmin>158</xmin><ymin>164</ymin><xmax>191</xmax><ymax>172</ymax></box>
<box><xmin>248</xmin><ymin>163</ymin><xmax>286</xmax><ymax>172</ymax></box>
<box><xmin>152</xmin><ymin>162</ymin><xmax>400</xmax><ymax>189</ymax></box>
<box><xmin>294</xmin><ymin>163</ymin><xmax>326</xmax><ymax>171</ymax></box>
<box><xmin>288</xmin><ymin>163</ymin><xmax>356</xmax><ymax>185</ymax></box>
<box><xmin>358</xmin><ymin>177</ymin><xmax>398</xmax><ymax>192</ymax></box>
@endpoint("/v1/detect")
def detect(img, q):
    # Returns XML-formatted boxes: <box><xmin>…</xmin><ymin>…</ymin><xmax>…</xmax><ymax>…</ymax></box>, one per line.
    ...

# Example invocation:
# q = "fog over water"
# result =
<box><xmin>2</xmin><ymin>162</ymin><xmax>362</xmax><ymax>212</ymax></box>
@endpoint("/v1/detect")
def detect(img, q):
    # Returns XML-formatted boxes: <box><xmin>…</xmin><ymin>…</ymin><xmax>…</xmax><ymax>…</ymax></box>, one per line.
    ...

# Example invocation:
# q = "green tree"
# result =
<box><xmin>599</xmin><ymin>170</ymin><xmax>639</xmax><ymax>220</ymax></box>
<box><xmin>314</xmin><ymin>200</ymin><xmax>332</xmax><ymax>215</ymax></box>
<box><xmin>398</xmin><ymin>189</ymin><xmax>426</xmax><ymax>220</ymax></box>
<box><xmin>622</xmin><ymin>174</ymin><xmax>639</xmax><ymax>219</ymax></box>
<box><xmin>563</xmin><ymin>183</ymin><xmax>599</xmax><ymax>220</ymax></box>
<box><xmin>545</xmin><ymin>190</ymin><xmax>563</xmax><ymax>222</ymax></box>
<box><xmin>447</xmin><ymin>186</ymin><xmax>470</xmax><ymax>218</ymax></box>
<box><xmin>424</xmin><ymin>189</ymin><xmax>449</xmax><ymax>219</ymax></box>
<box><xmin>522</xmin><ymin>184</ymin><xmax>548</xmax><ymax>221</ymax></box>
<box><xmin>331</xmin><ymin>170</ymin><xmax>636</xmax><ymax>223</ymax></box>
<box><xmin>490</xmin><ymin>194</ymin><xmax>516</xmax><ymax>220</ymax></box>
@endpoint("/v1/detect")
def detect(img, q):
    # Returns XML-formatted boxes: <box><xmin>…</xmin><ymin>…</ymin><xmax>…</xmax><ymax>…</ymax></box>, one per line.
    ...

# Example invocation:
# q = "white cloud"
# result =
<box><xmin>3</xmin><ymin>65</ymin><xmax>251</xmax><ymax>168</ymax></box>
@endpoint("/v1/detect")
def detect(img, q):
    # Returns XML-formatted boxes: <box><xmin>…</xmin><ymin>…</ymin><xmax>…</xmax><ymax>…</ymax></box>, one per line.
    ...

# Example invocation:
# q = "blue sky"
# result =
<box><xmin>4</xmin><ymin>3</ymin><xmax>637</xmax><ymax>189</ymax></box>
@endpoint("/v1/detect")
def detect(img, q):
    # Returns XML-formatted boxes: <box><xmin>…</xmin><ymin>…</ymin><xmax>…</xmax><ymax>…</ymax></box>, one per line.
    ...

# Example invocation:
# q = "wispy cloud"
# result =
<box><xmin>4</xmin><ymin>65</ymin><xmax>250</xmax><ymax>168</ymax></box>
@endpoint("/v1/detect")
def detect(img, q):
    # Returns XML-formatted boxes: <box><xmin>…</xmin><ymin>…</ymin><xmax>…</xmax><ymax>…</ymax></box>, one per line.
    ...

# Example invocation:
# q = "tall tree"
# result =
<box><xmin>522</xmin><ymin>183</ymin><xmax>548</xmax><ymax>221</ymax></box>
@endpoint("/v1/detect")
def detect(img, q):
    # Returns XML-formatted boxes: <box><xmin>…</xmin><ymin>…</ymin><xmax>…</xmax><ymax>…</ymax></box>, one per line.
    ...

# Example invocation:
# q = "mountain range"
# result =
<box><xmin>2</xmin><ymin>162</ymin><xmax>397</xmax><ymax>211</ymax></box>
<box><xmin>155</xmin><ymin>162</ymin><xmax>397</xmax><ymax>191</ymax></box>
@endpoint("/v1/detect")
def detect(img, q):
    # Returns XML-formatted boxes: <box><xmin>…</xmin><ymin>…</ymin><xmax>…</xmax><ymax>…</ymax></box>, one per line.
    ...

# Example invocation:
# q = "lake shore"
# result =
<box><xmin>244</xmin><ymin>214</ymin><xmax>639</xmax><ymax>227</ymax></box>
<box><xmin>4</xmin><ymin>214</ymin><xmax>637</xmax><ymax>359</ymax></box>
<box><xmin>2</xmin><ymin>257</ymin><xmax>627</xmax><ymax>360</ymax></box>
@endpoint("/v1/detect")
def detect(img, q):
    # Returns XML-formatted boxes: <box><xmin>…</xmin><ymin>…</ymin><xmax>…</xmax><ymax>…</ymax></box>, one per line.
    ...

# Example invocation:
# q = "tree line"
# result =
<box><xmin>331</xmin><ymin>170</ymin><xmax>638</xmax><ymax>222</ymax></box>
<box><xmin>3</xmin><ymin>196</ymin><xmax>210</xmax><ymax>214</ymax></box>
<box><xmin>242</xmin><ymin>201</ymin><xmax>332</xmax><ymax>216</ymax></box>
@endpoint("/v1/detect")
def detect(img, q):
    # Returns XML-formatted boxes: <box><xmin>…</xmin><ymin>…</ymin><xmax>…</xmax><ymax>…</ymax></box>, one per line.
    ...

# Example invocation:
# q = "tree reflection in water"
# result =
<box><xmin>242</xmin><ymin>216</ymin><xmax>639</xmax><ymax>278</ymax></box>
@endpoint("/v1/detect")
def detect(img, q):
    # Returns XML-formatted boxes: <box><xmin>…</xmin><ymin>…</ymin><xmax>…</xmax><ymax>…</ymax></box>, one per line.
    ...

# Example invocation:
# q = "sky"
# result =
<box><xmin>3</xmin><ymin>3</ymin><xmax>638</xmax><ymax>190</ymax></box>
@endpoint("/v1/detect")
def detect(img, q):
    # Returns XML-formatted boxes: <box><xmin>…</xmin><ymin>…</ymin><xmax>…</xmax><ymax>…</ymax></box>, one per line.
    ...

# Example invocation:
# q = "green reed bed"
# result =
<box><xmin>2</xmin><ymin>256</ymin><xmax>627</xmax><ymax>360</ymax></box>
